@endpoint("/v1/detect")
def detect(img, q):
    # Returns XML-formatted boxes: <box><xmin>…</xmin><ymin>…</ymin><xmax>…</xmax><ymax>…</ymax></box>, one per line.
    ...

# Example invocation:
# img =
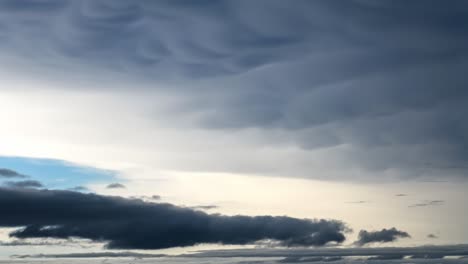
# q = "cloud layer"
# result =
<box><xmin>0</xmin><ymin>187</ymin><xmax>347</xmax><ymax>249</ymax></box>
<box><xmin>12</xmin><ymin>245</ymin><xmax>468</xmax><ymax>261</ymax></box>
<box><xmin>189</xmin><ymin>244</ymin><xmax>468</xmax><ymax>258</ymax></box>
<box><xmin>1</xmin><ymin>1</ymin><xmax>467</xmax><ymax>181</ymax></box>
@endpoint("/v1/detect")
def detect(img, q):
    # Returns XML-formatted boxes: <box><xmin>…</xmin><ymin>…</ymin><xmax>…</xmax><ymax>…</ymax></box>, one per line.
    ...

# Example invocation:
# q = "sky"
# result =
<box><xmin>0</xmin><ymin>0</ymin><xmax>468</xmax><ymax>262</ymax></box>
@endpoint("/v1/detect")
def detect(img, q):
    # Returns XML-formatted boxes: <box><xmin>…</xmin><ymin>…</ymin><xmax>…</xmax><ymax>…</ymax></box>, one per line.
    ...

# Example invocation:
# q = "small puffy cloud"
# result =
<box><xmin>355</xmin><ymin>227</ymin><xmax>410</xmax><ymax>246</ymax></box>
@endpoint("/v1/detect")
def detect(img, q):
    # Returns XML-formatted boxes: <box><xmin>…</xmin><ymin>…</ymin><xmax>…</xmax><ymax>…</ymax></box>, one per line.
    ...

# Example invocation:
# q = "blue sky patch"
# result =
<box><xmin>0</xmin><ymin>156</ymin><xmax>117</xmax><ymax>189</ymax></box>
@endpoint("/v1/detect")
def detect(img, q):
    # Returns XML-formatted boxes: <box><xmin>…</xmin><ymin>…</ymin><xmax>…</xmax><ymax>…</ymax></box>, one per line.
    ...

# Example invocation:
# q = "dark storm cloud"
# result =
<box><xmin>0</xmin><ymin>168</ymin><xmax>27</xmax><ymax>178</ymax></box>
<box><xmin>1</xmin><ymin>1</ymin><xmax>468</xmax><ymax>180</ymax></box>
<box><xmin>0</xmin><ymin>187</ymin><xmax>347</xmax><ymax>249</ymax></box>
<box><xmin>105</xmin><ymin>183</ymin><xmax>125</xmax><ymax>189</ymax></box>
<box><xmin>355</xmin><ymin>228</ymin><xmax>410</xmax><ymax>246</ymax></box>
<box><xmin>3</xmin><ymin>180</ymin><xmax>43</xmax><ymax>189</ymax></box>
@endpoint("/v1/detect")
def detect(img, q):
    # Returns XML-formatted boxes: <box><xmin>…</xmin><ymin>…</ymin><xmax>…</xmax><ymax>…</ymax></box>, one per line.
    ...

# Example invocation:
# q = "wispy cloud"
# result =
<box><xmin>68</xmin><ymin>186</ymin><xmax>89</xmax><ymax>192</ymax></box>
<box><xmin>345</xmin><ymin>201</ymin><xmax>369</xmax><ymax>204</ymax></box>
<box><xmin>3</xmin><ymin>180</ymin><xmax>43</xmax><ymax>189</ymax></box>
<box><xmin>190</xmin><ymin>205</ymin><xmax>219</xmax><ymax>210</ymax></box>
<box><xmin>13</xmin><ymin>251</ymin><xmax>165</xmax><ymax>259</ymax></box>
<box><xmin>409</xmin><ymin>200</ymin><xmax>445</xmax><ymax>208</ymax></box>
<box><xmin>0</xmin><ymin>168</ymin><xmax>27</xmax><ymax>178</ymax></box>
<box><xmin>106</xmin><ymin>183</ymin><xmax>126</xmax><ymax>189</ymax></box>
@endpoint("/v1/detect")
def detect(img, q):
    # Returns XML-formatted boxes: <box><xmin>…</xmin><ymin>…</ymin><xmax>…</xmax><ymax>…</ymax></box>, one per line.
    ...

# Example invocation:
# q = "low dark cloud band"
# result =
<box><xmin>0</xmin><ymin>187</ymin><xmax>347</xmax><ymax>249</ymax></box>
